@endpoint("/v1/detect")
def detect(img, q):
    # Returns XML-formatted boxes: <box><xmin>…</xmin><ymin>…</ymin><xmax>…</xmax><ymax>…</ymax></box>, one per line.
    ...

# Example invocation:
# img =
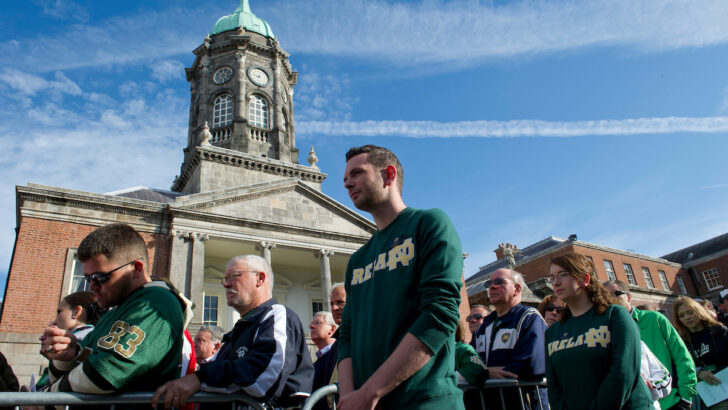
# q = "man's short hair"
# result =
<box><xmin>77</xmin><ymin>223</ymin><xmax>148</xmax><ymax>264</ymax></box>
<box><xmin>331</xmin><ymin>282</ymin><xmax>345</xmax><ymax>292</ymax></box>
<box><xmin>505</xmin><ymin>269</ymin><xmax>526</xmax><ymax>289</ymax></box>
<box><xmin>198</xmin><ymin>326</ymin><xmax>225</xmax><ymax>343</ymax></box>
<box><xmin>314</xmin><ymin>311</ymin><xmax>336</xmax><ymax>327</ymax></box>
<box><xmin>470</xmin><ymin>304</ymin><xmax>487</xmax><ymax>310</ymax></box>
<box><xmin>345</xmin><ymin>145</ymin><xmax>404</xmax><ymax>193</ymax></box>
<box><xmin>605</xmin><ymin>280</ymin><xmax>630</xmax><ymax>294</ymax></box>
<box><xmin>227</xmin><ymin>255</ymin><xmax>275</xmax><ymax>293</ymax></box>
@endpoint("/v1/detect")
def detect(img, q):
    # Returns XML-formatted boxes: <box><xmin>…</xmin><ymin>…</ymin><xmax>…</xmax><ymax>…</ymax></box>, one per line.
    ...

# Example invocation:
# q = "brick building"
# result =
<box><xmin>661</xmin><ymin>232</ymin><xmax>728</xmax><ymax>302</ymax></box>
<box><xmin>466</xmin><ymin>236</ymin><xmax>698</xmax><ymax>316</ymax></box>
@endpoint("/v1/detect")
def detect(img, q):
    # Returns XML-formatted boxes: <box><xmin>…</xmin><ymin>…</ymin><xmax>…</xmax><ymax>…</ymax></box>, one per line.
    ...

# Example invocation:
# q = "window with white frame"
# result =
<box><xmin>249</xmin><ymin>95</ymin><xmax>269</xmax><ymax>128</ymax></box>
<box><xmin>642</xmin><ymin>267</ymin><xmax>655</xmax><ymax>289</ymax></box>
<box><xmin>676</xmin><ymin>274</ymin><xmax>687</xmax><ymax>295</ymax></box>
<box><xmin>203</xmin><ymin>295</ymin><xmax>219</xmax><ymax>326</ymax></box>
<box><xmin>623</xmin><ymin>264</ymin><xmax>637</xmax><ymax>286</ymax></box>
<box><xmin>703</xmin><ymin>268</ymin><xmax>722</xmax><ymax>290</ymax></box>
<box><xmin>213</xmin><ymin>94</ymin><xmax>233</xmax><ymax>128</ymax></box>
<box><xmin>70</xmin><ymin>258</ymin><xmax>90</xmax><ymax>293</ymax></box>
<box><xmin>657</xmin><ymin>270</ymin><xmax>670</xmax><ymax>291</ymax></box>
<box><xmin>603</xmin><ymin>260</ymin><xmax>616</xmax><ymax>281</ymax></box>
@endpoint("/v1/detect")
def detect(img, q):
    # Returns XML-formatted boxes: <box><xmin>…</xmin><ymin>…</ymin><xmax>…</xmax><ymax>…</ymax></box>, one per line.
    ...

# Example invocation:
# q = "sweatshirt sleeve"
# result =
<box><xmin>336</xmin><ymin>261</ymin><xmax>353</xmax><ymax>363</ymax></box>
<box><xmin>407</xmin><ymin>209</ymin><xmax>463</xmax><ymax>354</ymax></box>
<box><xmin>544</xmin><ymin>327</ymin><xmax>565</xmax><ymax>410</ymax></box>
<box><xmin>659</xmin><ymin>313</ymin><xmax>697</xmax><ymax>400</ymax></box>
<box><xmin>594</xmin><ymin>306</ymin><xmax>643</xmax><ymax>410</ymax></box>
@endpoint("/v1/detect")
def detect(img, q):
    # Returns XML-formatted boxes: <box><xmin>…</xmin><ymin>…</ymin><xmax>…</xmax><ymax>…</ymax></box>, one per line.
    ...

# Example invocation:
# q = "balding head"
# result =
<box><xmin>488</xmin><ymin>268</ymin><xmax>524</xmax><ymax>315</ymax></box>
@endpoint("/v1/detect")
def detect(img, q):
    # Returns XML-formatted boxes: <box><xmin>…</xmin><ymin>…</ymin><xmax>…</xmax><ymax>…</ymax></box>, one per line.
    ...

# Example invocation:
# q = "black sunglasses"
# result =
<box><xmin>545</xmin><ymin>304</ymin><xmax>563</xmax><ymax>313</ymax></box>
<box><xmin>466</xmin><ymin>313</ymin><xmax>485</xmax><ymax>322</ymax></box>
<box><xmin>612</xmin><ymin>290</ymin><xmax>626</xmax><ymax>297</ymax></box>
<box><xmin>84</xmin><ymin>260</ymin><xmax>139</xmax><ymax>285</ymax></box>
<box><xmin>484</xmin><ymin>277</ymin><xmax>512</xmax><ymax>288</ymax></box>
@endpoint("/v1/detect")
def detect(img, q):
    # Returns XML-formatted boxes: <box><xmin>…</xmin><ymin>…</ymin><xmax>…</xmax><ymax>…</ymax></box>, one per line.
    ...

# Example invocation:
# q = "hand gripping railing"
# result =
<box><xmin>460</xmin><ymin>378</ymin><xmax>549</xmax><ymax>410</ymax></box>
<box><xmin>0</xmin><ymin>391</ymin><xmax>266</xmax><ymax>410</ymax></box>
<box><xmin>301</xmin><ymin>384</ymin><xmax>338</xmax><ymax>410</ymax></box>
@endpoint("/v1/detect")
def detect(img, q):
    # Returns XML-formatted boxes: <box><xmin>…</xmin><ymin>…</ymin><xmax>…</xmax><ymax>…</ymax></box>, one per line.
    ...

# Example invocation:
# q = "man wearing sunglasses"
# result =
<box><xmin>604</xmin><ymin>280</ymin><xmax>696</xmax><ymax>410</ymax></box>
<box><xmin>40</xmin><ymin>223</ymin><xmax>190</xmax><ymax>395</ymax></box>
<box><xmin>471</xmin><ymin>268</ymin><xmax>547</xmax><ymax>409</ymax></box>
<box><xmin>467</xmin><ymin>305</ymin><xmax>490</xmax><ymax>335</ymax></box>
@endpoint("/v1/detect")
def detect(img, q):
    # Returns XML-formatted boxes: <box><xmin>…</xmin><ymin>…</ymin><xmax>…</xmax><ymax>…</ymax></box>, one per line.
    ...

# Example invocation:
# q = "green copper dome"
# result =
<box><xmin>212</xmin><ymin>0</ymin><xmax>275</xmax><ymax>38</ymax></box>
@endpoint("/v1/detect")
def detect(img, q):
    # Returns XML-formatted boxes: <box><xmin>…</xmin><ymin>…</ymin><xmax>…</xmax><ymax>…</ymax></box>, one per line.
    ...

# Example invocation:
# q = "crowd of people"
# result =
<box><xmin>0</xmin><ymin>144</ymin><xmax>727</xmax><ymax>410</ymax></box>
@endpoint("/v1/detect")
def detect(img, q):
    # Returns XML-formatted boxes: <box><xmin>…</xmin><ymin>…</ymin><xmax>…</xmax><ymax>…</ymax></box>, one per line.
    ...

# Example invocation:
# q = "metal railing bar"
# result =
<box><xmin>0</xmin><ymin>392</ymin><xmax>266</xmax><ymax>409</ymax></box>
<box><xmin>301</xmin><ymin>384</ymin><xmax>339</xmax><ymax>410</ymax></box>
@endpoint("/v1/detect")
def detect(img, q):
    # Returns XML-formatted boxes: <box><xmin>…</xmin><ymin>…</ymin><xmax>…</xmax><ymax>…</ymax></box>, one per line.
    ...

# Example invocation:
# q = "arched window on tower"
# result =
<box><xmin>249</xmin><ymin>95</ymin><xmax>269</xmax><ymax>129</ymax></box>
<box><xmin>213</xmin><ymin>94</ymin><xmax>233</xmax><ymax>128</ymax></box>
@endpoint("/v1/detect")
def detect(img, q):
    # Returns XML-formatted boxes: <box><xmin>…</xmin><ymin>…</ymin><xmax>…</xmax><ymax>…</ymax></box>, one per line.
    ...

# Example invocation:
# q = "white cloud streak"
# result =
<box><xmin>274</xmin><ymin>0</ymin><xmax>728</xmax><ymax>66</ymax></box>
<box><xmin>297</xmin><ymin>116</ymin><xmax>728</xmax><ymax>138</ymax></box>
<box><xmin>3</xmin><ymin>0</ymin><xmax>728</xmax><ymax>73</ymax></box>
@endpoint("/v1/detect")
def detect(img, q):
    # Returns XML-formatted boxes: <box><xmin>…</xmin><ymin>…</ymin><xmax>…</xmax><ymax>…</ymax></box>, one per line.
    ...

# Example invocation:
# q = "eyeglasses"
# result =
<box><xmin>84</xmin><ymin>260</ymin><xmax>139</xmax><ymax>285</ymax></box>
<box><xmin>484</xmin><ymin>277</ymin><xmax>512</xmax><ymax>288</ymax></box>
<box><xmin>546</xmin><ymin>271</ymin><xmax>571</xmax><ymax>284</ymax></box>
<box><xmin>221</xmin><ymin>270</ymin><xmax>258</xmax><ymax>285</ymax></box>
<box><xmin>466</xmin><ymin>313</ymin><xmax>485</xmax><ymax>322</ymax></box>
<box><xmin>545</xmin><ymin>304</ymin><xmax>563</xmax><ymax>313</ymax></box>
<box><xmin>612</xmin><ymin>290</ymin><xmax>626</xmax><ymax>297</ymax></box>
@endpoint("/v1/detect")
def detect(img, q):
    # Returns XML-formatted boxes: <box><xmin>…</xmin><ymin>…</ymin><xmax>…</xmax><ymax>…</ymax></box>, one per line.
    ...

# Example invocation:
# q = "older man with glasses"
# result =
<box><xmin>153</xmin><ymin>255</ymin><xmax>313</xmax><ymax>409</ymax></box>
<box><xmin>40</xmin><ymin>223</ymin><xmax>191</xmax><ymax>395</ymax></box>
<box><xmin>471</xmin><ymin>268</ymin><xmax>548</xmax><ymax>409</ymax></box>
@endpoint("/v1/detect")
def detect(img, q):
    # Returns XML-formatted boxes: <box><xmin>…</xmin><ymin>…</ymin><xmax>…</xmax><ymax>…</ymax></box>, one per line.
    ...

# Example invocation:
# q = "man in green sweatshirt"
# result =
<box><xmin>337</xmin><ymin>145</ymin><xmax>464</xmax><ymax>410</ymax></box>
<box><xmin>606</xmin><ymin>280</ymin><xmax>697</xmax><ymax>409</ymax></box>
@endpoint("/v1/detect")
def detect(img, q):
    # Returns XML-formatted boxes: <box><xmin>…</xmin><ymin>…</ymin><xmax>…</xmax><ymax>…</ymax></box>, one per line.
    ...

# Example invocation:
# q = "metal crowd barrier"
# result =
<box><xmin>301</xmin><ymin>379</ymin><xmax>548</xmax><ymax>410</ymax></box>
<box><xmin>301</xmin><ymin>384</ymin><xmax>338</xmax><ymax>410</ymax></box>
<box><xmin>0</xmin><ymin>391</ymin><xmax>266</xmax><ymax>410</ymax></box>
<box><xmin>460</xmin><ymin>378</ymin><xmax>549</xmax><ymax>410</ymax></box>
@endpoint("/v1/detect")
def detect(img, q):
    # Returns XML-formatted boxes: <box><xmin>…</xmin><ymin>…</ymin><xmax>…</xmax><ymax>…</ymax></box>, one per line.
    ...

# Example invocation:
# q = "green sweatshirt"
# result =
<box><xmin>338</xmin><ymin>207</ymin><xmax>464</xmax><ymax>409</ymax></box>
<box><xmin>455</xmin><ymin>342</ymin><xmax>486</xmax><ymax>386</ymax></box>
<box><xmin>545</xmin><ymin>305</ymin><xmax>652</xmax><ymax>410</ymax></box>
<box><xmin>631</xmin><ymin>307</ymin><xmax>697</xmax><ymax>408</ymax></box>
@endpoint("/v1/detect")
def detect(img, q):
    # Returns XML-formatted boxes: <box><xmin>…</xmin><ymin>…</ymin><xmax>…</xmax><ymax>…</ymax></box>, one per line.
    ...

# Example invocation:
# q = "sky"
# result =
<box><xmin>1</xmin><ymin>0</ymin><xmax>728</xmax><ymax>295</ymax></box>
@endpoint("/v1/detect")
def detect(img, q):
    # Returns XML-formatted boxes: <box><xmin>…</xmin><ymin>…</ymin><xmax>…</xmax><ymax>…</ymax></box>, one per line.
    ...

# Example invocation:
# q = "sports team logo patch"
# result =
<box><xmin>236</xmin><ymin>346</ymin><xmax>248</xmax><ymax>358</ymax></box>
<box><xmin>501</xmin><ymin>333</ymin><xmax>510</xmax><ymax>343</ymax></box>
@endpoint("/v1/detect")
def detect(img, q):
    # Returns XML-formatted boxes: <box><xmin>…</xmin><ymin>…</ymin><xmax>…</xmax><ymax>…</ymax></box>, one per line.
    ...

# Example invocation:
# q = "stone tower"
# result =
<box><xmin>172</xmin><ymin>0</ymin><xmax>326</xmax><ymax>194</ymax></box>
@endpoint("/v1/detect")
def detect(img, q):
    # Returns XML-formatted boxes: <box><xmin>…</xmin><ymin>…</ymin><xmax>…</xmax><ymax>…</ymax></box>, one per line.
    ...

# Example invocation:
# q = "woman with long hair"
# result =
<box><xmin>673</xmin><ymin>296</ymin><xmax>728</xmax><ymax>409</ymax></box>
<box><xmin>537</xmin><ymin>294</ymin><xmax>564</xmax><ymax>327</ymax></box>
<box><xmin>545</xmin><ymin>253</ymin><xmax>651</xmax><ymax>409</ymax></box>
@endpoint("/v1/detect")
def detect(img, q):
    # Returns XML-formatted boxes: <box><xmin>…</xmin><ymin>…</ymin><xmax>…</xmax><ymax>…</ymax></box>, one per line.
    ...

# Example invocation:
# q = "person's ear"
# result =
<box><xmin>256</xmin><ymin>271</ymin><xmax>266</xmax><ymax>287</ymax></box>
<box><xmin>213</xmin><ymin>341</ymin><xmax>222</xmax><ymax>352</ymax></box>
<box><xmin>132</xmin><ymin>259</ymin><xmax>144</xmax><ymax>278</ymax></box>
<box><xmin>383</xmin><ymin>165</ymin><xmax>396</xmax><ymax>186</ymax></box>
<box><xmin>72</xmin><ymin>305</ymin><xmax>83</xmax><ymax>320</ymax></box>
<box><xmin>583</xmin><ymin>274</ymin><xmax>591</xmax><ymax>287</ymax></box>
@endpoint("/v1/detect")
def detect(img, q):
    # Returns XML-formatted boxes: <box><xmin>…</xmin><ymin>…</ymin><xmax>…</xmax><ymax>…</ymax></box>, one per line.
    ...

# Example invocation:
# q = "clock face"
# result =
<box><xmin>248</xmin><ymin>67</ymin><xmax>269</xmax><ymax>86</ymax></box>
<box><xmin>213</xmin><ymin>67</ymin><xmax>233</xmax><ymax>84</ymax></box>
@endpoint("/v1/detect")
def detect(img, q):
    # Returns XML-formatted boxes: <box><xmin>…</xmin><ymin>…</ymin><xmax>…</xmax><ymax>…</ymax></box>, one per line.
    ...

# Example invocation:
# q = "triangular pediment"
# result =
<box><xmin>170</xmin><ymin>178</ymin><xmax>375</xmax><ymax>238</ymax></box>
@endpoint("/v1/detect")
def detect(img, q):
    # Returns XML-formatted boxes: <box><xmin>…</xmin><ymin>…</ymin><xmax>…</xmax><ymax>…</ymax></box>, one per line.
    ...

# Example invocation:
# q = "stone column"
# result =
<box><xmin>189</xmin><ymin>232</ymin><xmax>209</xmax><ymax>328</ymax></box>
<box><xmin>168</xmin><ymin>230</ymin><xmax>192</xmax><ymax>295</ymax></box>
<box><xmin>257</xmin><ymin>241</ymin><xmax>276</xmax><ymax>265</ymax></box>
<box><xmin>317</xmin><ymin>249</ymin><xmax>334</xmax><ymax>311</ymax></box>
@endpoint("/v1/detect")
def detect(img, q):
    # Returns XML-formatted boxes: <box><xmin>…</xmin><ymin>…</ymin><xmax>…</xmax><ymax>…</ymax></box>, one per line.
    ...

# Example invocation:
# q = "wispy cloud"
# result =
<box><xmin>274</xmin><ymin>0</ymin><xmax>728</xmax><ymax>66</ymax></box>
<box><xmin>695</xmin><ymin>183</ymin><xmax>728</xmax><ymax>191</ymax></box>
<box><xmin>4</xmin><ymin>0</ymin><xmax>728</xmax><ymax>73</ymax></box>
<box><xmin>150</xmin><ymin>60</ymin><xmax>186</xmax><ymax>83</ymax></box>
<box><xmin>295</xmin><ymin>68</ymin><xmax>358</xmax><ymax>121</ymax></box>
<box><xmin>298</xmin><ymin>116</ymin><xmax>728</xmax><ymax>138</ymax></box>
<box><xmin>33</xmin><ymin>0</ymin><xmax>89</xmax><ymax>22</ymax></box>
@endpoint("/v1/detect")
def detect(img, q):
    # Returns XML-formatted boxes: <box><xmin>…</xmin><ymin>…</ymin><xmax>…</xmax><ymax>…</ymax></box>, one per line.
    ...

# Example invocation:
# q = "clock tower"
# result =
<box><xmin>172</xmin><ymin>0</ymin><xmax>324</xmax><ymax>194</ymax></box>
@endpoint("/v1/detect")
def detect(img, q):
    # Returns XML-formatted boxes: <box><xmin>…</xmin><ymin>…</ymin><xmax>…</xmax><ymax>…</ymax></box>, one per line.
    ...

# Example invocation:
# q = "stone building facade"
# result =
<box><xmin>0</xmin><ymin>1</ymin><xmax>380</xmax><ymax>382</ymax></box>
